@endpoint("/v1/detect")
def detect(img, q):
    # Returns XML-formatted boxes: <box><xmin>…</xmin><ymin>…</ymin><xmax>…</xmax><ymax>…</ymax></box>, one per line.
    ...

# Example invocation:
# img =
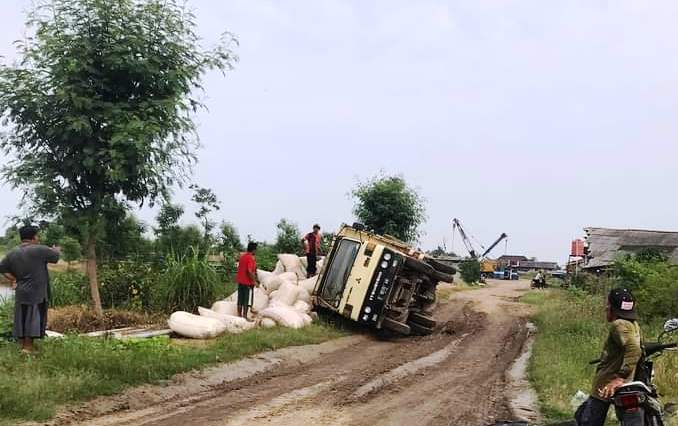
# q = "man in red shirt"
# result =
<box><xmin>302</xmin><ymin>224</ymin><xmax>322</xmax><ymax>278</ymax></box>
<box><xmin>235</xmin><ymin>242</ymin><xmax>258</xmax><ymax>319</ymax></box>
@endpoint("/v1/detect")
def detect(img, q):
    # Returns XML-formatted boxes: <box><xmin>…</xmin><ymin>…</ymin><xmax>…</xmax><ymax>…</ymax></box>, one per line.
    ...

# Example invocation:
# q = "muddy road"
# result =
<box><xmin>58</xmin><ymin>280</ymin><xmax>535</xmax><ymax>426</ymax></box>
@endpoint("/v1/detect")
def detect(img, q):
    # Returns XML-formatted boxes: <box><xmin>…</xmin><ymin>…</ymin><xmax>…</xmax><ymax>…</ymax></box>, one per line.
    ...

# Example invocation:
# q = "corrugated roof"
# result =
<box><xmin>584</xmin><ymin>227</ymin><xmax>678</xmax><ymax>268</ymax></box>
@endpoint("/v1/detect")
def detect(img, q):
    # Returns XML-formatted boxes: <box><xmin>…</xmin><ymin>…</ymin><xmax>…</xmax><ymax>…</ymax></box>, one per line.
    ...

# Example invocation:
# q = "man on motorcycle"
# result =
<box><xmin>575</xmin><ymin>288</ymin><xmax>643</xmax><ymax>426</ymax></box>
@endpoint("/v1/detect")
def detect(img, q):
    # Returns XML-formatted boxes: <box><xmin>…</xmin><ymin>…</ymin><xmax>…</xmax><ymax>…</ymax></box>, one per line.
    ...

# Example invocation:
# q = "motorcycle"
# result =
<box><xmin>591</xmin><ymin>318</ymin><xmax>678</xmax><ymax>425</ymax></box>
<box><xmin>531</xmin><ymin>276</ymin><xmax>546</xmax><ymax>289</ymax></box>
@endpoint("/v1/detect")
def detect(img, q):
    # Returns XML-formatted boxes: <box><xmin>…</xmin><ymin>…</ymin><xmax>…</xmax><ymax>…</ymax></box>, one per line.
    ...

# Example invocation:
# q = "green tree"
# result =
<box><xmin>320</xmin><ymin>232</ymin><xmax>334</xmax><ymax>255</ymax></box>
<box><xmin>459</xmin><ymin>259</ymin><xmax>481</xmax><ymax>284</ymax></box>
<box><xmin>275</xmin><ymin>219</ymin><xmax>301</xmax><ymax>254</ymax></box>
<box><xmin>190</xmin><ymin>185</ymin><xmax>220</xmax><ymax>244</ymax></box>
<box><xmin>42</xmin><ymin>222</ymin><xmax>65</xmax><ymax>247</ymax></box>
<box><xmin>351</xmin><ymin>174</ymin><xmax>426</xmax><ymax>243</ymax></box>
<box><xmin>219</xmin><ymin>222</ymin><xmax>243</xmax><ymax>257</ymax></box>
<box><xmin>60</xmin><ymin>236</ymin><xmax>82</xmax><ymax>269</ymax></box>
<box><xmin>0</xmin><ymin>0</ymin><xmax>237</xmax><ymax>315</ymax></box>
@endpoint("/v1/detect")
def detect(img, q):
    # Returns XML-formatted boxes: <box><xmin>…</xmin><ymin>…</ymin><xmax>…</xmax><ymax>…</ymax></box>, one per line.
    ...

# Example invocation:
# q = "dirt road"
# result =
<box><xmin>60</xmin><ymin>280</ymin><xmax>535</xmax><ymax>426</ymax></box>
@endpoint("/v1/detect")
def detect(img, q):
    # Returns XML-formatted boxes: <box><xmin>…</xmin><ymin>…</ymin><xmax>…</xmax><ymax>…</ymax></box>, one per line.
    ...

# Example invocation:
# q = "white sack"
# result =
<box><xmin>272</xmin><ymin>281</ymin><xmax>300</xmax><ymax>306</ymax></box>
<box><xmin>301</xmin><ymin>313</ymin><xmax>313</xmax><ymax>326</ymax></box>
<box><xmin>299</xmin><ymin>256</ymin><xmax>308</xmax><ymax>268</ymax></box>
<box><xmin>277</xmin><ymin>254</ymin><xmax>307</xmax><ymax>280</ymax></box>
<box><xmin>198</xmin><ymin>307</ymin><xmax>247</xmax><ymax>334</ymax></box>
<box><xmin>293</xmin><ymin>300</ymin><xmax>311</xmax><ymax>314</ymax></box>
<box><xmin>260</xmin><ymin>306</ymin><xmax>306</xmax><ymax>329</ymax></box>
<box><xmin>252</xmin><ymin>287</ymin><xmax>269</xmax><ymax>312</ymax></box>
<box><xmin>296</xmin><ymin>288</ymin><xmax>311</xmax><ymax>304</ymax></box>
<box><xmin>261</xmin><ymin>318</ymin><xmax>277</xmax><ymax>328</ymax></box>
<box><xmin>298</xmin><ymin>276</ymin><xmax>318</xmax><ymax>294</ymax></box>
<box><xmin>262</xmin><ymin>272</ymin><xmax>298</xmax><ymax>293</ymax></box>
<box><xmin>211</xmin><ymin>300</ymin><xmax>238</xmax><ymax>316</ymax></box>
<box><xmin>256</xmin><ymin>269</ymin><xmax>273</xmax><ymax>283</ymax></box>
<box><xmin>168</xmin><ymin>311</ymin><xmax>227</xmax><ymax>339</ymax></box>
<box><xmin>272</xmin><ymin>260</ymin><xmax>285</xmax><ymax>275</ymax></box>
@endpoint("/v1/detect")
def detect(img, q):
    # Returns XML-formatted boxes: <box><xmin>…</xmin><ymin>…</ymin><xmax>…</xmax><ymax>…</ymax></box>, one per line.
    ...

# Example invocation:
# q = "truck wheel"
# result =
<box><xmin>381</xmin><ymin>317</ymin><xmax>411</xmax><ymax>335</ymax></box>
<box><xmin>407</xmin><ymin>321</ymin><xmax>434</xmax><ymax>336</ymax></box>
<box><xmin>432</xmin><ymin>270</ymin><xmax>455</xmax><ymax>284</ymax></box>
<box><xmin>409</xmin><ymin>312</ymin><xmax>436</xmax><ymax>328</ymax></box>
<box><xmin>425</xmin><ymin>258</ymin><xmax>457</xmax><ymax>275</ymax></box>
<box><xmin>404</xmin><ymin>256</ymin><xmax>435</xmax><ymax>275</ymax></box>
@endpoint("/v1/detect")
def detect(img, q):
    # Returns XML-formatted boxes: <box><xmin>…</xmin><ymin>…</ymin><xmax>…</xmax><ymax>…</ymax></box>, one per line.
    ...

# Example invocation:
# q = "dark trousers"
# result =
<box><xmin>306</xmin><ymin>253</ymin><xmax>317</xmax><ymax>277</ymax></box>
<box><xmin>575</xmin><ymin>397</ymin><xmax>644</xmax><ymax>426</ymax></box>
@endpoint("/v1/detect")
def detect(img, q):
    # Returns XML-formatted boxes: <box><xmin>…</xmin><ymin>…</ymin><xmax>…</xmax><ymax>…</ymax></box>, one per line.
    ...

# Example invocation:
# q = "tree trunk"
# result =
<box><xmin>86</xmin><ymin>234</ymin><xmax>103</xmax><ymax>316</ymax></box>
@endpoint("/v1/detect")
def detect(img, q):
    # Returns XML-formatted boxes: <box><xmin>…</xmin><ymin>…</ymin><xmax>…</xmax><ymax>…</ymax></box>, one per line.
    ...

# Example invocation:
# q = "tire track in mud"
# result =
<box><xmin>54</xmin><ymin>280</ymin><xmax>534</xmax><ymax>426</ymax></box>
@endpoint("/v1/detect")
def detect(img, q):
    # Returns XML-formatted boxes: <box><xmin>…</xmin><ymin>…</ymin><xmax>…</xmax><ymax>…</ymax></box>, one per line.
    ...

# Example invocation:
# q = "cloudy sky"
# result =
<box><xmin>1</xmin><ymin>0</ymin><xmax>677</xmax><ymax>264</ymax></box>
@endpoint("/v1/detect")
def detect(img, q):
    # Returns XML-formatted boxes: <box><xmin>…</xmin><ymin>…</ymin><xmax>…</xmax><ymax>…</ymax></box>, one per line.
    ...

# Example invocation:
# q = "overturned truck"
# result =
<box><xmin>313</xmin><ymin>224</ymin><xmax>456</xmax><ymax>335</ymax></box>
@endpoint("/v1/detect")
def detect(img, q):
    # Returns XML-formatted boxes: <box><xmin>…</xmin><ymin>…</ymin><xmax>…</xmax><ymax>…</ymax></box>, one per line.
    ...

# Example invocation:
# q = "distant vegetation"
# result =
<box><xmin>351</xmin><ymin>173</ymin><xmax>426</xmax><ymax>243</ymax></box>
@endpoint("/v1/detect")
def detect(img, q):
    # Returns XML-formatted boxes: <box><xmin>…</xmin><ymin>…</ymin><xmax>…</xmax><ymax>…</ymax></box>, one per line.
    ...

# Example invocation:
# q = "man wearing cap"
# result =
<box><xmin>302</xmin><ymin>224</ymin><xmax>322</xmax><ymax>278</ymax></box>
<box><xmin>575</xmin><ymin>288</ymin><xmax>643</xmax><ymax>425</ymax></box>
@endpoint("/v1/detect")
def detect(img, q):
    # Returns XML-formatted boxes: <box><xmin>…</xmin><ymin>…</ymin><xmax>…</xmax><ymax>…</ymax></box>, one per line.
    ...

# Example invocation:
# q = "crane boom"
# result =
<box><xmin>480</xmin><ymin>232</ymin><xmax>508</xmax><ymax>259</ymax></box>
<box><xmin>452</xmin><ymin>218</ymin><xmax>478</xmax><ymax>258</ymax></box>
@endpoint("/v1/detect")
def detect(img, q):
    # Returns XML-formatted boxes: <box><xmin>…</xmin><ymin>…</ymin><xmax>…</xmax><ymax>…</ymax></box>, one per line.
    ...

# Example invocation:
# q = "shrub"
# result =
<box><xmin>98</xmin><ymin>260</ymin><xmax>159</xmax><ymax>311</ymax></box>
<box><xmin>253</xmin><ymin>244</ymin><xmax>278</xmax><ymax>272</ymax></box>
<box><xmin>275</xmin><ymin>219</ymin><xmax>302</xmax><ymax>255</ymax></box>
<box><xmin>156</xmin><ymin>251</ymin><xmax>222</xmax><ymax>313</ymax></box>
<box><xmin>459</xmin><ymin>259</ymin><xmax>481</xmax><ymax>284</ymax></box>
<box><xmin>0</xmin><ymin>297</ymin><xmax>13</xmax><ymax>339</ymax></box>
<box><xmin>60</xmin><ymin>236</ymin><xmax>82</xmax><ymax>264</ymax></box>
<box><xmin>50</xmin><ymin>271</ymin><xmax>88</xmax><ymax>307</ymax></box>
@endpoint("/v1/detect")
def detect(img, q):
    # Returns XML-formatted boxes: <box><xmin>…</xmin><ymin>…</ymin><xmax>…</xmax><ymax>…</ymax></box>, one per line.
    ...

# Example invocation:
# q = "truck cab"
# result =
<box><xmin>313</xmin><ymin>224</ymin><xmax>455</xmax><ymax>335</ymax></box>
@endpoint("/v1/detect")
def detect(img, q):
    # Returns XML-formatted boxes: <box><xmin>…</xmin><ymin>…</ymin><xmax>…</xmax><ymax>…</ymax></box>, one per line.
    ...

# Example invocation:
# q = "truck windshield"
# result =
<box><xmin>319</xmin><ymin>238</ymin><xmax>361</xmax><ymax>307</ymax></box>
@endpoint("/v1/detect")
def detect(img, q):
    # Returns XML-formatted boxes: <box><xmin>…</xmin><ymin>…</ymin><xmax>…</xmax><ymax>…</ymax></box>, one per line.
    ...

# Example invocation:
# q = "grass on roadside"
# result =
<box><xmin>0</xmin><ymin>323</ymin><xmax>345</xmax><ymax>424</ymax></box>
<box><xmin>523</xmin><ymin>289</ymin><xmax>678</xmax><ymax>423</ymax></box>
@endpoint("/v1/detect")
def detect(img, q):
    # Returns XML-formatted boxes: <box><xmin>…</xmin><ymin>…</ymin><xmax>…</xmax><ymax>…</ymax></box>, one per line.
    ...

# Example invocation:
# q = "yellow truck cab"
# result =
<box><xmin>313</xmin><ymin>224</ymin><xmax>456</xmax><ymax>335</ymax></box>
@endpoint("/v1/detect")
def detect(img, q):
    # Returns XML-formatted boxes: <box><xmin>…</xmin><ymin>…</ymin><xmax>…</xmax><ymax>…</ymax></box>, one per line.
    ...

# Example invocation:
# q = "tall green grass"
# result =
<box><xmin>523</xmin><ymin>289</ymin><xmax>678</xmax><ymax>423</ymax></box>
<box><xmin>157</xmin><ymin>251</ymin><xmax>224</xmax><ymax>313</ymax></box>
<box><xmin>0</xmin><ymin>323</ymin><xmax>345</xmax><ymax>424</ymax></box>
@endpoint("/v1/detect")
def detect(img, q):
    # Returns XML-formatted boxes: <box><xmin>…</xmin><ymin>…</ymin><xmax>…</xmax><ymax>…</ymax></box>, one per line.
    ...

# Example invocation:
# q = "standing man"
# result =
<box><xmin>0</xmin><ymin>225</ymin><xmax>60</xmax><ymax>354</ymax></box>
<box><xmin>303</xmin><ymin>224</ymin><xmax>321</xmax><ymax>278</ymax></box>
<box><xmin>235</xmin><ymin>242</ymin><xmax>258</xmax><ymax>320</ymax></box>
<box><xmin>575</xmin><ymin>288</ymin><xmax>643</xmax><ymax>426</ymax></box>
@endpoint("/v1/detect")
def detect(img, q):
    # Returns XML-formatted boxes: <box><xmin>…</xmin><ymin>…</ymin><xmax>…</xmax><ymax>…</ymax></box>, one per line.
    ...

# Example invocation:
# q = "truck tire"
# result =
<box><xmin>409</xmin><ymin>312</ymin><xmax>436</xmax><ymax>328</ymax></box>
<box><xmin>404</xmin><ymin>256</ymin><xmax>435</xmax><ymax>276</ymax></box>
<box><xmin>381</xmin><ymin>317</ymin><xmax>411</xmax><ymax>335</ymax></box>
<box><xmin>432</xmin><ymin>270</ymin><xmax>455</xmax><ymax>284</ymax></box>
<box><xmin>425</xmin><ymin>258</ymin><xmax>457</xmax><ymax>275</ymax></box>
<box><xmin>407</xmin><ymin>320</ymin><xmax>434</xmax><ymax>336</ymax></box>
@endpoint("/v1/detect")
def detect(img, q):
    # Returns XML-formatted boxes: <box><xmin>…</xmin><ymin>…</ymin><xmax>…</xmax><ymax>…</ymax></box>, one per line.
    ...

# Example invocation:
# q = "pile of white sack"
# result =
<box><xmin>168</xmin><ymin>254</ymin><xmax>324</xmax><ymax>339</ymax></box>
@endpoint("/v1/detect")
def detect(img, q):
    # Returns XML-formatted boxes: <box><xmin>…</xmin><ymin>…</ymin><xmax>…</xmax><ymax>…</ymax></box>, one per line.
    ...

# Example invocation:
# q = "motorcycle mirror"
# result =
<box><xmin>664</xmin><ymin>318</ymin><xmax>678</xmax><ymax>333</ymax></box>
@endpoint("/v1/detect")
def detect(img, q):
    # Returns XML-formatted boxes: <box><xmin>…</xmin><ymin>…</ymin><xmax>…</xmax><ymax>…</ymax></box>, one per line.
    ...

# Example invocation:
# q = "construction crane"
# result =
<box><xmin>452</xmin><ymin>218</ymin><xmax>478</xmax><ymax>258</ymax></box>
<box><xmin>452</xmin><ymin>218</ymin><xmax>509</xmax><ymax>279</ymax></box>
<box><xmin>480</xmin><ymin>232</ymin><xmax>508</xmax><ymax>259</ymax></box>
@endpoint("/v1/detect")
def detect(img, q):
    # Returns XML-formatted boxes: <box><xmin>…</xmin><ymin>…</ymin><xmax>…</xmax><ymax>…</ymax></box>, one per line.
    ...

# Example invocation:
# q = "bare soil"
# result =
<box><xmin>48</xmin><ymin>279</ymin><xmax>536</xmax><ymax>426</ymax></box>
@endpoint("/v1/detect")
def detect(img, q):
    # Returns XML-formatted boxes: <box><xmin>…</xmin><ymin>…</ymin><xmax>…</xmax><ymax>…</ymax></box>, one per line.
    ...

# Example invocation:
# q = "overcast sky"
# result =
<box><xmin>1</xmin><ymin>0</ymin><xmax>677</xmax><ymax>264</ymax></box>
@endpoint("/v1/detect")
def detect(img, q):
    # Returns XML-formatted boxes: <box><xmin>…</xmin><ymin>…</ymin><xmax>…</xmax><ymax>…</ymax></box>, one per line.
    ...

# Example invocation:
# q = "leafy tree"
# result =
<box><xmin>98</xmin><ymin>214</ymin><xmax>152</xmax><ymax>261</ymax></box>
<box><xmin>459</xmin><ymin>259</ymin><xmax>481</xmax><ymax>284</ymax></box>
<box><xmin>155</xmin><ymin>202</ymin><xmax>185</xmax><ymax>237</ymax></box>
<box><xmin>275</xmin><ymin>219</ymin><xmax>301</xmax><ymax>254</ymax></box>
<box><xmin>190</xmin><ymin>185</ymin><xmax>220</xmax><ymax>243</ymax></box>
<box><xmin>0</xmin><ymin>0</ymin><xmax>237</xmax><ymax>315</ymax></box>
<box><xmin>219</xmin><ymin>222</ymin><xmax>243</xmax><ymax>257</ymax></box>
<box><xmin>320</xmin><ymin>232</ymin><xmax>334</xmax><ymax>255</ymax></box>
<box><xmin>42</xmin><ymin>222</ymin><xmax>65</xmax><ymax>247</ymax></box>
<box><xmin>351</xmin><ymin>174</ymin><xmax>426</xmax><ymax>243</ymax></box>
<box><xmin>60</xmin><ymin>236</ymin><xmax>82</xmax><ymax>269</ymax></box>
